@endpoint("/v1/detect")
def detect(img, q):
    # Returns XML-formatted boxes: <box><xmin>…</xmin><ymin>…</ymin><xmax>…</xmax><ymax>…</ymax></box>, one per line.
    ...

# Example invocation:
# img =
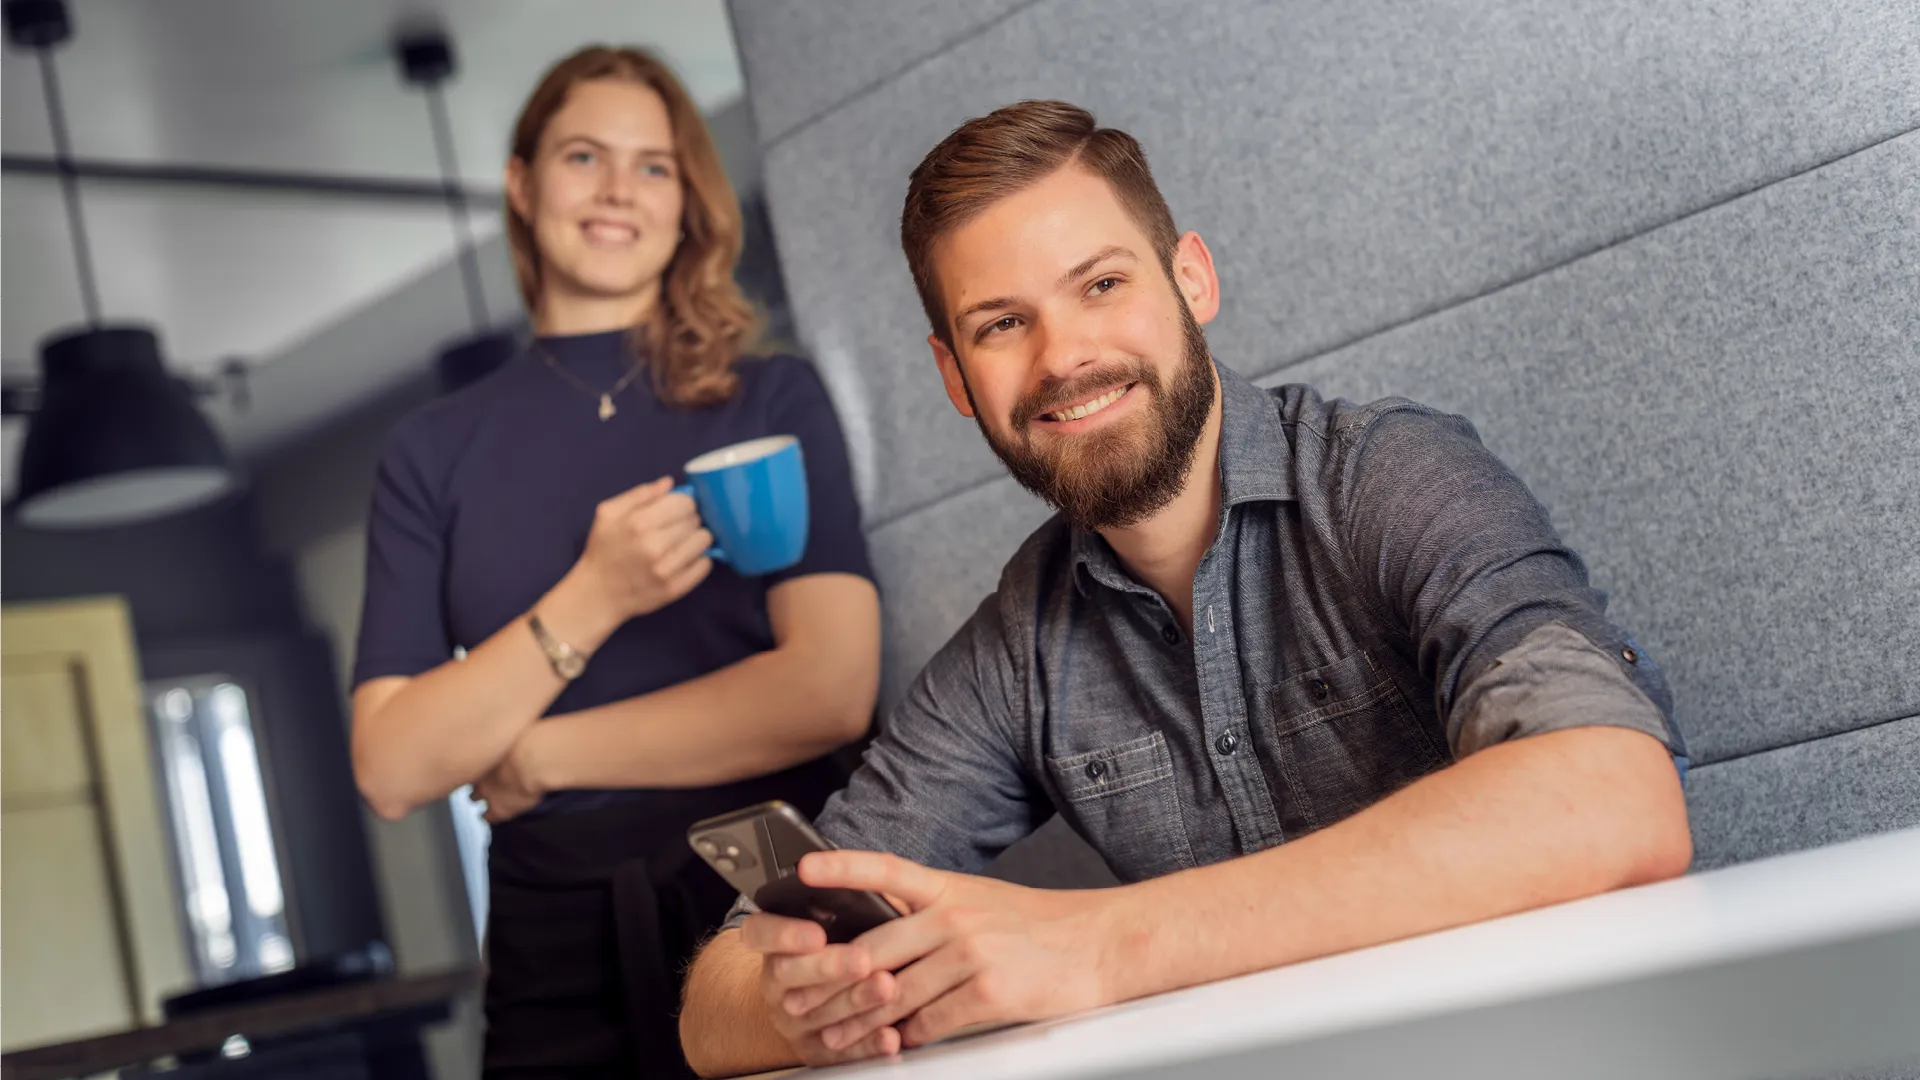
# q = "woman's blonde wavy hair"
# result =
<box><xmin>507</xmin><ymin>46</ymin><xmax>755</xmax><ymax>407</ymax></box>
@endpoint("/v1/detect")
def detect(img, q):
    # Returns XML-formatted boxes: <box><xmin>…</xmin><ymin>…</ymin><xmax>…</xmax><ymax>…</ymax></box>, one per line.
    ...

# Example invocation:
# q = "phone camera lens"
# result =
<box><xmin>715</xmin><ymin>856</ymin><xmax>737</xmax><ymax>873</ymax></box>
<box><xmin>695</xmin><ymin>838</ymin><xmax>720</xmax><ymax>857</ymax></box>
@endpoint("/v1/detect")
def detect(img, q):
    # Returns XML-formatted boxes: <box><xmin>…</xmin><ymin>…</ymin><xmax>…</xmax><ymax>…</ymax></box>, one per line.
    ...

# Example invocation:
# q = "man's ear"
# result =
<box><xmin>1170</xmin><ymin>231</ymin><xmax>1221</xmax><ymax>326</ymax></box>
<box><xmin>930</xmin><ymin>334</ymin><xmax>976</xmax><ymax>418</ymax></box>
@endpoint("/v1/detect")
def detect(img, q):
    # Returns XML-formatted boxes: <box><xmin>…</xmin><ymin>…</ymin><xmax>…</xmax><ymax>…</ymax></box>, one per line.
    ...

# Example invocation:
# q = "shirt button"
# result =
<box><xmin>1161</xmin><ymin>624</ymin><xmax>1181</xmax><ymax>646</ymax></box>
<box><xmin>1622</xmin><ymin>646</ymin><xmax>1639</xmax><ymax>664</ymax></box>
<box><xmin>1310</xmin><ymin>678</ymin><xmax>1332</xmax><ymax>701</ymax></box>
<box><xmin>1215</xmin><ymin>731</ymin><xmax>1239</xmax><ymax>755</ymax></box>
<box><xmin>1085</xmin><ymin>760</ymin><xmax>1107</xmax><ymax>780</ymax></box>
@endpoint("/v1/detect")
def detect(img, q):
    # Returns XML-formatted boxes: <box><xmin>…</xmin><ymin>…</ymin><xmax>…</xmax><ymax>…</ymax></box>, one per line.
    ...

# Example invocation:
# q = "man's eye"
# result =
<box><xmin>984</xmin><ymin>316</ymin><xmax>1019</xmax><ymax>337</ymax></box>
<box><xmin>566</xmin><ymin>150</ymin><xmax>595</xmax><ymax>164</ymax></box>
<box><xmin>1091</xmin><ymin>277</ymin><xmax>1119</xmax><ymax>294</ymax></box>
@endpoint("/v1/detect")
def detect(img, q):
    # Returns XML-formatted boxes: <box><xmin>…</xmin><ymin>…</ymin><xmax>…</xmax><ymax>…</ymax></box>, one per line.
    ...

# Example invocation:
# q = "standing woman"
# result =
<box><xmin>349</xmin><ymin>47</ymin><xmax>880</xmax><ymax>1078</ymax></box>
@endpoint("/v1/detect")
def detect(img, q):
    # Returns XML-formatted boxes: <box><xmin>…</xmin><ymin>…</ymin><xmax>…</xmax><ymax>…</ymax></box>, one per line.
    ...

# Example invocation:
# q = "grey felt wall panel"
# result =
<box><xmin>725</xmin><ymin>0</ymin><xmax>1033</xmax><ymax>145</ymax></box>
<box><xmin>727</xmin><ymin>0</ymin><xmax>1920</xmax><ymax>878</ymax></box>
<box><xmin>866</xmin><ymin>474</ymin><xmax>1053</xmax><ymax>707</ymax></box>
<box><xmin>1685</xmin><ymin>716</ymin><xmax>1920</xmax><ymax>873</ymax></box>
<box><xmin>740</xmin><ymin>0</ymin><xmax>1920</xmax><ymax>524</ymax></box>
<box><xmin>1277</xmin><ymin>133</ymin><xmax>1920</xmax><ymax>766</ymax></box>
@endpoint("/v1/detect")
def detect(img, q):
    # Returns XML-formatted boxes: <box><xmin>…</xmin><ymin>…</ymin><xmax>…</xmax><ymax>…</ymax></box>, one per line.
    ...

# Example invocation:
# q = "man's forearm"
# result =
<box><xmin>1099</xmin><ymin>726</ymin><xmax>1691</xmax><ymax>1002</ymax></box>
<box><xmin>681</xmin><ymin>930</ymin><xmax>800</xmax><ymax>1078</ymax></box>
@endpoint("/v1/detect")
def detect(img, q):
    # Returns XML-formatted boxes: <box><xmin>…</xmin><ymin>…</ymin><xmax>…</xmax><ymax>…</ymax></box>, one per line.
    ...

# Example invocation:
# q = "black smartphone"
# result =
<box><xmin>687</xmin><ymin>800</ymin><xmax>901</xmax><ymax>943</ymax></box>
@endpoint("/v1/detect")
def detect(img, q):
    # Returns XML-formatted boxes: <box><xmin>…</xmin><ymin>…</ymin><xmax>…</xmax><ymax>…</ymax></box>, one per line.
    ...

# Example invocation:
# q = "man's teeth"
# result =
<box><xmin>1048</xmin><ymin>385</ymin><xmax>1128</xmax><ymax>422</ymax></box>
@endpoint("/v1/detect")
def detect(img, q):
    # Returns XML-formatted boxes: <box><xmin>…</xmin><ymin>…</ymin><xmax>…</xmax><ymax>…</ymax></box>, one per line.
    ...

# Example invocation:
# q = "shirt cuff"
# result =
<box><xmin>719</xmin><ymin>893</ymin><xmax>760</xmax><ymax>933</ymax></box>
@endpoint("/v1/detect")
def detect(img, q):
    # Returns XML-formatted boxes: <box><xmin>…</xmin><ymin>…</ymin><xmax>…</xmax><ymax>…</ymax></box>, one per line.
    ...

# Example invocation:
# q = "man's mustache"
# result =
<box><xmin>1010</xmin><ymin>364</ymin><xmax>1150</xmax><ymax>429</ymax></box>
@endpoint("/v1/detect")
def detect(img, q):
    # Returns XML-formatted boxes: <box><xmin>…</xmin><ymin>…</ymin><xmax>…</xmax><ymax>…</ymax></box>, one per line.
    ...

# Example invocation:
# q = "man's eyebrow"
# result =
<box><xmin>953</xmin><ymin>294</ymin><xmax>1021</xmax><ymax>331</ymax></box>
<box><xmin>1056</xmin><ymin>245</ymin><xmax>1136</xmax><ymax>289</ymax></box>
<box><xmin>951</xmin><ymin>246</ymin><xmax>1140</xmax><ymax>334</ymax></box>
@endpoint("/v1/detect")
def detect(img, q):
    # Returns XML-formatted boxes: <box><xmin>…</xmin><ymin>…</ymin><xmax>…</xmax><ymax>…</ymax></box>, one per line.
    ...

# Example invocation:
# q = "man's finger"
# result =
<box><xmin>789</xmin><ymin>969</ymin><xmax>895</xmax><ymax>1027</ymax></box>
<box><xmin>848</xmin><ymin>906</ymin><xmax>964</xmax><ymax>973</ymax></box>
<box><xmin>784</xmin><ymin>968</ymin><xmax>891</xmax><ymax>1018</ymax></box>
<box><xmin>824</xmin><ymin>1023</ymin><xmax>901</xmax><ymax>1064</ymax></box>
<box><xmin>820</xmin><ymin>941</ymin><xmax>971</xmax><ymax>1050</ymax></box>
<box><xmin>799</xmin><ymin>850</ymin><xmax>948</xmax><ymax>910</ymax></box>
<box><xmin>899</xmin><ymin>977</ymin><xmax>1002</xmax><ymax>1049</ymax></box>
<box><xmin>765</xmin><ymin>944</ymin><xmax>872</xmax><ymax>990</ymax></box>
<box><xmin>741</xmin><ymin>912</ymin><xmax>827</xmax><ymax>955</ymax></box>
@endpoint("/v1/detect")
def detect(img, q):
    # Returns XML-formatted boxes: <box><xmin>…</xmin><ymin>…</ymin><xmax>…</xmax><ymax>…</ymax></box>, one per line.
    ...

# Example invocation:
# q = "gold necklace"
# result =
<box><xmin>536</xmin><ymin>343</ymin><xmax>645</xmax><ymax>421</ymax></box>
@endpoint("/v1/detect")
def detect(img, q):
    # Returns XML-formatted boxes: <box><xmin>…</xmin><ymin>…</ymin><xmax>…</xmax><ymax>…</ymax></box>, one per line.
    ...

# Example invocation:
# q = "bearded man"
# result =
<box><xmin>678</xmin><ymin>99</ymin><xmax>1692</xmax><ymax>1077</ymax></box>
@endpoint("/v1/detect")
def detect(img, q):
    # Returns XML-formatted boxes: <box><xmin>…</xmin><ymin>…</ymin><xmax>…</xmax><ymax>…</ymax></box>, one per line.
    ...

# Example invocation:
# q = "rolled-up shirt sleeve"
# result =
<box><xmin>1340</xmin><ymin>407</ymin><xmax>1687</xmax><ymax>765</ymax></box>
<box><xmin>1450</xmin><ymin>621</ymin><xmax>1680</xmax><ymax>762</ymax></box>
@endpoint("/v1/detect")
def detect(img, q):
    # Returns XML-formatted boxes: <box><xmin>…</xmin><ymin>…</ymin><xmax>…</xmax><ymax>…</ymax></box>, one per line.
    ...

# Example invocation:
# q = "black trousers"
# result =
<box><xmin>480</xmin><ymin>802</ymin><xmax>741</xmax><ymax>1079</ymax></box>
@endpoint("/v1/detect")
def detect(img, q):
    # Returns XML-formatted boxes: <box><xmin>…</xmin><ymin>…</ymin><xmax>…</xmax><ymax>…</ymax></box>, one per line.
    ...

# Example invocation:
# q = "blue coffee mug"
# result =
<box><xmin>672</xmin><ymin>435</ymin><xmax>809</xmax><ymax>575</ymax></box>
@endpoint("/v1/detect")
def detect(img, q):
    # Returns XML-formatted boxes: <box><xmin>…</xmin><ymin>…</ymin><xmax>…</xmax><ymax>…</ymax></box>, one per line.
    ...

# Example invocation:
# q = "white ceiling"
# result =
<box><xmin>1</xmin><ymin>0</ymin><xmax>753</xmax><ymax>495</ymax></box>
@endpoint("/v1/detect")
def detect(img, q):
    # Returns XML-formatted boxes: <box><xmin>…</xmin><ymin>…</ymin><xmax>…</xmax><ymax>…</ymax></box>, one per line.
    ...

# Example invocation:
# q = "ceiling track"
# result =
<box><xmin>1</xmin><ymin>153</ymin><xmax>505</xmax><ymax>207</ymax></box>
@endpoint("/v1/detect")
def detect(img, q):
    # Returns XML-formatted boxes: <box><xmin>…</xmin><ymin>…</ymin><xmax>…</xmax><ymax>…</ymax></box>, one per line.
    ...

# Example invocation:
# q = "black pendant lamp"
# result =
<box><xmin>7</xmin><ymin>0</ymin><xmax>237</xmax><ymax>528</ymax></box>
<box><xmin>395</xmin><ymin>26</ymin><xmax>517</xmax><ymax>395</ymax></box>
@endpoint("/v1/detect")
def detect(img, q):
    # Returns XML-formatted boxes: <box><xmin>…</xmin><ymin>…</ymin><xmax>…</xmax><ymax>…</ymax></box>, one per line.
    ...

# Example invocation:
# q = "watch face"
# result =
<box><xmin>557</xmin><ymin>653</ymin><xmax>586</xmax><ymax>680</ymax></box>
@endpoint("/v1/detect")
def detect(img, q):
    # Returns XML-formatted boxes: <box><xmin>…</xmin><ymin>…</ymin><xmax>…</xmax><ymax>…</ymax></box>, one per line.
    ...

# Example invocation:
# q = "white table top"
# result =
<box><xmin>795</xmin><ymin>826</ymin><xmax>1920</xmax><ymax>1080</ymax></box>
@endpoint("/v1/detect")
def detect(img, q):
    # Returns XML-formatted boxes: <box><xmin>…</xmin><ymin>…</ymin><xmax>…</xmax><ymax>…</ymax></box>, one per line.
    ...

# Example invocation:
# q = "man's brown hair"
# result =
<box><xmin>899</xmin><ymin>100</ymin><xmax>1180</xmax><ymax>350</ymax></box>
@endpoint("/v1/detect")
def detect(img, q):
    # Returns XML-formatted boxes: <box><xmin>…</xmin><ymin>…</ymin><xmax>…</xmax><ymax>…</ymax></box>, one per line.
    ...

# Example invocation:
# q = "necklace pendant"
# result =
<box><xmin>598</xmin><ymin>393</ymin><xmax>616</xmax><ymax>421</ymax></box>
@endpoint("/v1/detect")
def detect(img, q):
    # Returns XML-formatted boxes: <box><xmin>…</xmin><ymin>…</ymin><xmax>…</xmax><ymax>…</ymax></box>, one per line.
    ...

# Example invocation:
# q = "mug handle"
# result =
<box><xmin>671</xmin><ymin>484</ymin><xmax>729</xmax><ymax>563</ymax></box>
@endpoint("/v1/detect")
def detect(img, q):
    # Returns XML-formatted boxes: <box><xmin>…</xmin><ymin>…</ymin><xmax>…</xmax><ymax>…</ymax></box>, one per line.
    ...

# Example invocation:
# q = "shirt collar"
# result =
<box><xmin>1068</xmin><ymin>359</ymin><xmax>1296</xmax><ymax>597</ymax></box>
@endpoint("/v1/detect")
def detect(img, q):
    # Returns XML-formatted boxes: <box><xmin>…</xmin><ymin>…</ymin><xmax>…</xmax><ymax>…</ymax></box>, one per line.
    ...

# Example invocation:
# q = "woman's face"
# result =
<box><xmin>509</xmin><ymin>78</ymin><xmax>686</xmax><ymax>312</ymax></box>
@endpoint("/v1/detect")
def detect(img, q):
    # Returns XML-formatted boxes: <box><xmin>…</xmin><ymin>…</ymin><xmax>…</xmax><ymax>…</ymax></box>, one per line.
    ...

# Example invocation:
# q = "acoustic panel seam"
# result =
<box><xmin>866</xmin><ymin>473</ymin><xmax>1022</xmax><ymax>537</ymax></box>
<box><xmin>1243</xmin><ymin>123</ymin><xmax>1920</xmax><ymax>385</ymax></box>
<box><xmin>758</xmin><ymin>0</ymin><xmax>1054</xmax><ymax>150</ymax></box>
<box><xmin>858</xmin><ymin>123</ymin><xmax>1919</xmax><ymax>534</ymax></box>
<box><xmin>1692</xmin><ymin>710</ymin><xmax>1920</xmax><ymax>771</ymax></box>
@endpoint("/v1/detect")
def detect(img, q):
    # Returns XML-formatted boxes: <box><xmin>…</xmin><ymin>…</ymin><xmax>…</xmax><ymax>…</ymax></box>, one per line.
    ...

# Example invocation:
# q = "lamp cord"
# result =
<box><xmin>37</xmin><ymin>43</ymin><xmax>101</xmax><ymax>327</ymax></box>
<box><xmin>422</xmin><ymin>79</ymin><xmax>489</xmax><ymax>330</ymax></box>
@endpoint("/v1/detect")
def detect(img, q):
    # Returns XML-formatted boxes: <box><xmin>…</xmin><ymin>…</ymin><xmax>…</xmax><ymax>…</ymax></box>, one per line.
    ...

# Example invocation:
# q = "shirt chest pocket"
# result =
<box><xmin>1264</xmin><ymin>650</ymin><xmax>1448</xmax><ymax>837</ymax></box>
<box><xmin>1044</xmin><ymin>732</ymin><xmax>1196</xmax><ymax>883</ymax></box>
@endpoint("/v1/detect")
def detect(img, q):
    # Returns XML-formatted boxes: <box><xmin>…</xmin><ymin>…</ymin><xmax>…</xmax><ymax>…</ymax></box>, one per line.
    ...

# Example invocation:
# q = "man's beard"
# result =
<box><xmin>967</xmin><ymin>303</ymin><xmax>1215</xmax><ymax>531</ymax></box>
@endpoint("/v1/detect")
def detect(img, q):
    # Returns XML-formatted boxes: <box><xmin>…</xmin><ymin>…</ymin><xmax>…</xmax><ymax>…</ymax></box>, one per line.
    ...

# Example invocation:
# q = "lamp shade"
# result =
<box><xmin>14</xmin><ymin>325</ymin><xmax>238</xmax><ymax>529</ymax></box>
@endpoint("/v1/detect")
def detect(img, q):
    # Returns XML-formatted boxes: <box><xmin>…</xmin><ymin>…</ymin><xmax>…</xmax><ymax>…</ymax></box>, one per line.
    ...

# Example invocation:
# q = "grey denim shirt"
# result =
<box><xmin>746</xmin><ymin>362</ymin><xmax>1686</xmax><ymax>903</ymax></box>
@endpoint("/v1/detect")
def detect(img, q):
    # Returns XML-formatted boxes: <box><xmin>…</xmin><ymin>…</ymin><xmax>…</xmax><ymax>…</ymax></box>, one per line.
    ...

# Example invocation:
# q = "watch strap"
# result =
<box><xmin>528</xmin><ymin>612</ymin><xmax>587</xmax><ymax>680</ymax></box>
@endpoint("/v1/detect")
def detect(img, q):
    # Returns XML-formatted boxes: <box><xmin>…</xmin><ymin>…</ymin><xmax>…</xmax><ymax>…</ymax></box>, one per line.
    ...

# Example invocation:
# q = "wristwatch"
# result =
<box><xmin>528</xmin><ymin>613</ymin><xmax>588</xmax><ymax>681</ymax></box>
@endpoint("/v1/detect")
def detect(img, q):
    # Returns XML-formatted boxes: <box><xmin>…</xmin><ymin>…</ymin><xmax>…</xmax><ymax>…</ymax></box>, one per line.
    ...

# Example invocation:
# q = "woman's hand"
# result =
<box><xmin>572</xmin><ymin>477</ymin><xmax>715</xmax><ymax>624</ymax></box>
<box><xmin>473</xmin><ymin>726</ymin><xmax>550</xmax><ymax>823</ymax></box>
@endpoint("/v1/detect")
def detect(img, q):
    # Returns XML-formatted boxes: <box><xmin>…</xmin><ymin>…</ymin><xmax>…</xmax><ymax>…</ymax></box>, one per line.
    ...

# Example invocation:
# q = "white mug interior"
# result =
<box><xmin>685</xmin><ymin>434</ymin><xmax>797</xmax><ymax>475</ymax></box>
